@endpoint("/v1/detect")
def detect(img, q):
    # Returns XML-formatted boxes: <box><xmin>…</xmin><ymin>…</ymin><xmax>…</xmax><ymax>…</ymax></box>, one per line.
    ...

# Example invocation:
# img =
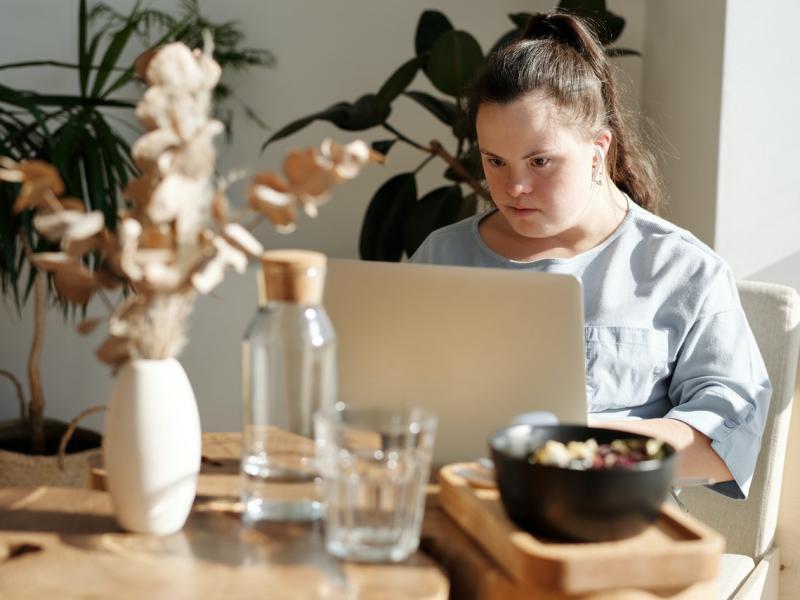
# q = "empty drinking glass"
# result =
<box><xmin>315</xmin><ymin>405</ymin><xmax>437</xmax><ymax>562</ymax></box>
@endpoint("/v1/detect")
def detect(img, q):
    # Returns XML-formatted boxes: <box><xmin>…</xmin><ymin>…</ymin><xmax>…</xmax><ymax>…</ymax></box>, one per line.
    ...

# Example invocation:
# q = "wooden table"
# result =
<box><xmin>0</xmin><ymin>433</ymin><xmax>448</xmax><ymax>600</ymax></box>
<box><xmin>0</xmin><ymin>433</ymin><xmax>719</xmax><ymax>599</ymax></box>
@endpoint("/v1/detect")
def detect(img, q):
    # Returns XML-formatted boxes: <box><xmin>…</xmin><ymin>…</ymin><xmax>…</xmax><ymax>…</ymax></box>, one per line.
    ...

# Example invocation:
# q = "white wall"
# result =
<box><xmin>714</xmin><ymin>0</ymin><xmax>800</xmax><ymax>278</ymax></box>
<box><xmin>0</xmin><ymin>1</ymin><xmax>646</xmax><ymax>432</ymax></box>
<box><xmin>640</xmin><ymin>0</ymin><xmax>726</xmax><ymax>248</ymax></box>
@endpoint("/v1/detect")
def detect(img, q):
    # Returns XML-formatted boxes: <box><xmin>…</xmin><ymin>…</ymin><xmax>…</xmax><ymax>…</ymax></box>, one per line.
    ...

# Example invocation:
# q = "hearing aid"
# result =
<box><xmin>592</xmin><ymin>144</ymin><xmax>605</xmax><ymax>185</ymax></box>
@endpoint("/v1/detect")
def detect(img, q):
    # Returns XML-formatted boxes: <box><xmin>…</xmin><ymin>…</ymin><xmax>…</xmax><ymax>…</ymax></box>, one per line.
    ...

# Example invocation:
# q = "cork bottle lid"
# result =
<box><xmin>258</xmin><ymin>249</ymin><xmax>327</xmax><ymax>305</ymax></box>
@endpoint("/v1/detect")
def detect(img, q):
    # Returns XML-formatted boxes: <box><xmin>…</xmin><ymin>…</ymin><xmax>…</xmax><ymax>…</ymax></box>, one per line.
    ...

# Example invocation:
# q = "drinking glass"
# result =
<box><xmin>314</xmin><ymin>404</ymin><xmax>437</xmax><ymax>562</ymax></box>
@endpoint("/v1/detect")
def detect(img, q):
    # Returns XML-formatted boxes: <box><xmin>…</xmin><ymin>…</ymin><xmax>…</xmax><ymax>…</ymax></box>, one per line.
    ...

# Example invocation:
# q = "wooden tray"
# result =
<box><xmin>437</xmin><ymin>463</ymin><xmax>724</xmax><ymax>596</ymax></box>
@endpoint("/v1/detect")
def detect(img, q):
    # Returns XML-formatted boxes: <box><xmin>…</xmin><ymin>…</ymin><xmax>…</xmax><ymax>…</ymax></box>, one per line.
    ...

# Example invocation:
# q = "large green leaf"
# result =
<box><xmin>556</xmin><ymin>0</ymin><xmax>625</xmax><ymax>45</ymax></box>
<box><xmin>359</xmin><ymin>173</ymin><xmax>417</xmax><ymax>262</ymax></box>
<box><xmin>262</xmin><ymin>95</ymin><xmax>390</xmax><ymax>150</ymax></box>
<box><xmin>91</xmin><ymin>20</ymin><xmax>137</xmax><ymax>97</ymax></box>
<box><xmin>403</xmin><ymin>91</ymin><xmax>457</xmax><ymax>126</ymax></box>
<box><xmin>376</xmin><ymin>57</ymin><xmax>420</xmax><ymax>107</ymax></box>
<box><xmin>336</xmin><ymin>94</ymin><xmax>391</xmax><ymax>130</ymax></box>
<box><xmin>78</xmin><ymin>0</ymin><xmax>89</xmax><ymax>95</ymax></box>
<box><xmin>403</xmin><ymin>184</ymin><xmax>463</xmax><ymax>257</ymax></box>
<box><xmin>425</xmin><ymin>30</ymin><xmax>483</xmax><ymax>97</ymax></box>
<box><xmin>443</xmin><ymin>145</ymin><xmax>483</xmax><ymax>183</ymax></box>
<box><xmin>371</xmin><ymin>139</ymin><xmax>397</xmax><ymax>157</ymax></box>
<box><xmin>415</xmin><ymin>11</ymin><xmax>453</xmax><ymax>59</ymax></box>
<box><xmin>488</xmin><ymin>13</ymin><xmax>531</xmax><ymax>57</ymax></box>
<box><xmin>9</xmin><ymin>93</ymin><xmax>135</xmax><ymax>109</ymax></box>
<box><xmin>509</xmin><ymin>13</ymin><xmax>533</xmax><ymax>29</ymax></box>
<box><xmin>83</xmin><ymin>129</ymin><xmax>107</xmax><ymax>215</ymax></box>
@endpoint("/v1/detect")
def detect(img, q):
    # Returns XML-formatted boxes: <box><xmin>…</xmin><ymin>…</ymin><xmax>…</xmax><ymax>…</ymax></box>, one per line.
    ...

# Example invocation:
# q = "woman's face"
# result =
<box><xmin>476</xmin><ymin>94</ymin><xmax>601</xmax><ymax>241</ymax></box>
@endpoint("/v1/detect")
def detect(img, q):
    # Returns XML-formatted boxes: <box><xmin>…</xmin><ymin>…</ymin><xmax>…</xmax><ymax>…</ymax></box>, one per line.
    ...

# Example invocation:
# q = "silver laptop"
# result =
<box><xmin>323</xmin><ymin>259</ymin><xmax>587</xmax><ymax>465</ymax></box>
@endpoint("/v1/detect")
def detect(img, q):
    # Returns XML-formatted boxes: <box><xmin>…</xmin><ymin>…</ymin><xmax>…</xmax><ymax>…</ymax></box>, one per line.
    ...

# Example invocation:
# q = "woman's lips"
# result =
<box><xmin>508</xmin><ymin>206</ymin><xmax>540</xmax><ymax>216</ymax></box>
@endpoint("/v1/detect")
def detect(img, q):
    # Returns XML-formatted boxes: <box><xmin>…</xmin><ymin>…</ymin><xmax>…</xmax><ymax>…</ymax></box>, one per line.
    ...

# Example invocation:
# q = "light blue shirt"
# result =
<box><xmin>410</xmin><ymin>200</ymin><xmax>771</xmax><ymax>499</ymax></box>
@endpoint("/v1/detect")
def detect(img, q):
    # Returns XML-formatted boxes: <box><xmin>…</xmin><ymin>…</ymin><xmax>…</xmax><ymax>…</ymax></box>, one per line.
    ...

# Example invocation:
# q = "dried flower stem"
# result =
<box><xmin>57</xmin><ymin>404</ymin><xmax>106</xmax><ymax>470</ymax></box>
<box><xmin>0</xmin><ymin>369</ymin><xmax>27</xmax><ymax>421</ymax></box>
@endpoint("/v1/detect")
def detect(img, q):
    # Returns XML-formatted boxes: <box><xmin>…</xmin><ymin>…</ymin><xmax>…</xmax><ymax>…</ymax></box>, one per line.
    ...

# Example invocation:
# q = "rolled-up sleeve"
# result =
<box><xmin>665</xmin><ymin>302</ymin><xmax>772</xmax><ymax>499</ymax></box>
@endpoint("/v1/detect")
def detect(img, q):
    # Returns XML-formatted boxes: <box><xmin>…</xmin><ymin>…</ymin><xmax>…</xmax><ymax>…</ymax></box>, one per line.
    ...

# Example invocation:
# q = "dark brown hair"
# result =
<box><xmin>468</xmin><ymin>12</ymin><xmax>663</xmax><ymax>213</ymax></box>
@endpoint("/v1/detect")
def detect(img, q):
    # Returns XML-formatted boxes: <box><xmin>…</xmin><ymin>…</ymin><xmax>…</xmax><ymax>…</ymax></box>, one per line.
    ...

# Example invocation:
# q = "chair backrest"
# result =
<box><xmin>680</xmin><ymin>281</ymin><xmax>800</xmax><ymax>560</ymax></box>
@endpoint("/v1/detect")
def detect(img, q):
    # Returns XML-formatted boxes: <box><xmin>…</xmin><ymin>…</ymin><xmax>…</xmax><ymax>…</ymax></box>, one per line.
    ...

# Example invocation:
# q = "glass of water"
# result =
<box><xmin>314</xmin><ymin>404</ymin><xmax>437</xmax><ymax>562</ymax></box>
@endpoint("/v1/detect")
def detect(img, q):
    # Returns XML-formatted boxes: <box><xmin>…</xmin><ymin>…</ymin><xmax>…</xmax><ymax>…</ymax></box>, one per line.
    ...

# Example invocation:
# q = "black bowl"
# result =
<box><xmin>489</xmin><ymin>424</ymin><xmax>677</xmax><ymax>542</ymax></box>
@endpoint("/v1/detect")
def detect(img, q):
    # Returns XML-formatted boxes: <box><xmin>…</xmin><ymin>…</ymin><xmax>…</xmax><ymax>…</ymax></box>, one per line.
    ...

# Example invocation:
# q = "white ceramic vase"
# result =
<box><xmin>104</xmin><ymin>358</ymin><xmax>201</xmax><ymax>535</ymax></box>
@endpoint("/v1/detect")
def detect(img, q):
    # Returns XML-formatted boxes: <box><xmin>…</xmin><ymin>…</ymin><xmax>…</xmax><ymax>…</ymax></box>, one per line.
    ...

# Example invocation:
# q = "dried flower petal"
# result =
<box><xmin>211</xmin><ymin>191</ymin><xmax>229</xmax><ymax>225</ymax></box>
<box><xmin>62</xmin><ymin>236</ymin><xmax>97</xmax><ymax>257</ymax></box>
<box><xmin>223</xmin><ymin>223</ymin><xmax>264</xmax><ymax>257</ymax></box>
<box><xmin>122</xmin><ymin>177</ymin><xmax>152</xmax><ymax>208</ymax></box>
<box><xmin>95</xmin><ymin>262</ymin><xmax>123</xmax><ymax>290</ymax></box>
<box><xmin>141</xmin><ymin>261</ymin><xmax>182</xmax><ymax>291</ymax></box>
<box><xmin>170</xmin><ymin>94</ymin><xmax>210</xmax><ymax>141</ymax></box>
<box><xmin>248</xmin><ymin>173</ymin><xmax>297</xmax><ymax>231</ymax></box>
<box><xmin>118</xmin><ymin>219</ymin><xmax>143</xmax><ymax>281</ymax></box>
<box><xmin>195</xmin><ymin>49</ymin><xmax>222</xmax><ymax>90</ymax></box>
<box><xmin>133</xmin><ymin>47</ymin><xmax>159</xmax><ymax>84</ymax></box>
<box><xmin>132</xmin><ymin>129</ymin><xmax>181</xmax><ymax>173</ymax></box>
<box><xmin>321</xmin><ymin>138</ymin><xmax>371</xmax><ymax>180</ymax></box>
<box><xmin>77</xmin><ymin>318</ymin><xmax>105</xmax><ymax>335</ymax></box>
<box><xmin>96</xmin><ymin>334</ymin><xmax>131</xmax><ymax>367</ymax></box>
<box><xmin>169</xmin><ymin>121</ymin><xmax>223</xmax><ymax>178</ymax></box>
<box><xmin>191</xmin><ymin>237</ymin><xmax>246</xmax><ymax>294</ymax></box>
<box><xmin>53</xmin><ymin>264</ymin><xmax>96</xmax><ymax>304</ymax></box>
<box><xmin>139</xmin><ymin>224</ymin><xmax>175</xmax><ymax>250</ymax></box>
<box><xmin>33</xmin><ymin>211</ymin><xmax>84</xmax><ymax>241</ymax></box>
<box><xmin>30</xmin><ymin>252</ymin><xmax>72</xmax><ymax>272</ymax></box>
<box><xmin>64</xmin><ymin>211</ymin><xmax>105</xmax><ymax>241</ymax></box>
<box><xmin>59</xmin><ymin>197</ymin><xmax>87</xmax><ymax>212</ymax></box>
<box><xmin>146</xmin><ymin>43</ymin><xmax>213</xmax><ymax>92</ymax></box>
<box><xmin>283</xmin><ymin>148</ymin><xmax>336</xmax><ymax>197</ymax></box>
<box><xmin>3</xmin><ymin>159</ymin><xmax>65</xmax><ymax>213</ymax></box>
<box><xmin>148</xmin><ymin>174</ymin><xmax>207</xmax><ymax>223</ymax></box>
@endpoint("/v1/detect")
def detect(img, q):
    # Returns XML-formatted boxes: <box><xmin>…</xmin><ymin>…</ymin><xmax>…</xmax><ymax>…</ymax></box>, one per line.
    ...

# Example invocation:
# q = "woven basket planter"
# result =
<box><xmin>0</xmin><ymin>446</ymin><xmax>101</xmax><ymax>487</ymax></box>
<box><xmin>0</xmin><ymin>419</ymin><xmax>103</xmax><ymax>487</ymax></box>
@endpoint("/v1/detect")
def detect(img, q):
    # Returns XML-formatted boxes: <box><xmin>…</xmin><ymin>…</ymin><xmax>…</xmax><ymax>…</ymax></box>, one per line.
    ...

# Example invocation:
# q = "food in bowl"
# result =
<box><xmin>489</xmin><ymin>424</ymin><xmax>677</xmax><ymax>542</ymax></box>
<box><xmin>529</xmin><ymin>437</ymin><xmax>666</xmax><ymax>470</ymax></box>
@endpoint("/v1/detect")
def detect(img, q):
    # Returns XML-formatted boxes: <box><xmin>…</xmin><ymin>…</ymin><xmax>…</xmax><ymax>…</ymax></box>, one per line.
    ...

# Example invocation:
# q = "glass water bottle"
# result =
<box><xmin>240</xmin><ymin>250</ymin><xmax>336</xmax><ymax>521</ymax></box>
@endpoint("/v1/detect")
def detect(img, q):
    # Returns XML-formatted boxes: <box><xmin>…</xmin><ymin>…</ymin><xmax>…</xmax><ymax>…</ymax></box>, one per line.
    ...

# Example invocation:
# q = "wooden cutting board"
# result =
<box><xmin>437</xmin><ymin>463</ymin><xmax>724</xmax><ymax>596</ymax></box>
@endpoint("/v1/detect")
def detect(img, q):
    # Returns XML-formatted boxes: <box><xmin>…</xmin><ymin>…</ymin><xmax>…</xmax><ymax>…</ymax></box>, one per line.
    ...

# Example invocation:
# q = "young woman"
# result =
<box><xmin>410</xmin><ymin>13</ymin><xmax>770</xmax><ymax>498</ymax></box>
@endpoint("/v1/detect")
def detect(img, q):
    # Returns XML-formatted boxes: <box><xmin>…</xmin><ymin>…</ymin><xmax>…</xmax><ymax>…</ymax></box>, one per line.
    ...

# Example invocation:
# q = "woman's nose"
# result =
<box><xmin>505</xmin><ymin>173</ymin><xmax>533</xmax><ymax>197</ymax></box>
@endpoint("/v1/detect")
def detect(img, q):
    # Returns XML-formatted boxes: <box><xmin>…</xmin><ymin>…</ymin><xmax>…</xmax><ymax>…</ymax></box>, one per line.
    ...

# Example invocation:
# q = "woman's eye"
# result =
<box><xmin>530</xmin><ymin>157</ymin><xmax>550</xmax><ymax>168</ymax></box>
<box><xmin>487</xmin><ymin>158</ymin><xmax>504</xmax><ymax>168</ymax></box>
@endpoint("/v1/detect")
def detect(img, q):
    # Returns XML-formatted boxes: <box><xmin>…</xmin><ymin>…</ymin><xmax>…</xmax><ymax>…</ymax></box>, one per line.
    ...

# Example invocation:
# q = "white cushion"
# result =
<box><xmin>680</xmin><ymin>282</ymin><xmax>800</xmax><ymax>559</ymax></box>
<box><xmin>717</xmin><ymin>553</ymin><xmax>755</xmax><ymax>599</ymax></box>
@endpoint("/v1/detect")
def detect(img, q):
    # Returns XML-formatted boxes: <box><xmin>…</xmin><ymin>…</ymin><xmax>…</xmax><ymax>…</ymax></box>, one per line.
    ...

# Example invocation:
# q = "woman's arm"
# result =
<box><xmin>587</xmin><ymin>417</ymin><xmax>734</xmax><ymax>483</ymax></box>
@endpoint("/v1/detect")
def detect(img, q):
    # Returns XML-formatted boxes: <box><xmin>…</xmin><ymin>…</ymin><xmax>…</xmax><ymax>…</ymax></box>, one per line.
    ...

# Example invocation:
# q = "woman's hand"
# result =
<box><xmin>586</xmin><ymin>417</ymin><xmax>734</xmax><ymax>484</ymax></box>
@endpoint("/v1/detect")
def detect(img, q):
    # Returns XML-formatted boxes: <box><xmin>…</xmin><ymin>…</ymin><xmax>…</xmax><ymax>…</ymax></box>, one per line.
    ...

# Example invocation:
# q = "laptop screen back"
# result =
<box><xmin>323</xmin><ymin>259</ymin><xmax>587</xmax><ymax>464</ymax></box>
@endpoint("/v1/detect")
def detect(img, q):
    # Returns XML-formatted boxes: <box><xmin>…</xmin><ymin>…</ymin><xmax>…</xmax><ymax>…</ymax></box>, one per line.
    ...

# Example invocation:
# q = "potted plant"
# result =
<box><xmin>262</xmin><ymin>1</ymin><xmax>638</xmax><ymax>262</ymax></box>
<box><xmin>0</xmin><ymin>0</ymin><xmax>274</xmax><ymax>485</ymax></box>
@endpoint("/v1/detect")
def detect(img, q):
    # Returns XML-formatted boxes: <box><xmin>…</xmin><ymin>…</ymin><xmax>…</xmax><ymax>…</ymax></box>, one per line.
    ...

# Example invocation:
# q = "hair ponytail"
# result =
<box><xmin>469</xmin><ymin>12</ymin><xmax>663</xmax><ymax>213</ymax></box>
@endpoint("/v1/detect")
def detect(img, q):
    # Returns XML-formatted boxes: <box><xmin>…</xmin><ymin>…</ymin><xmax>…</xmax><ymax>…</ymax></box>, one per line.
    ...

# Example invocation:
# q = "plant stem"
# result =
<box><xmin>0</xmin><ymin>369</ymin><xmax>27</xmax><ymax>422</ymax></box>
<box><xmin>381</xmin><ymin>122</ymin><xmax>429</xmax><ymax>152</ymax></box>
<box><xmin>428</xmin><ymin>140</ymin><xmax>492</xmax><ymax>203</ymax></box>
<box><xmin>27</xmin><ymin>274</ymin><xmax>46</xmax><ymax>454</ymax></box>
<box><xmin>413</xmin><ymin>153</ymin><xmax>436</xmax><ymax>175</ymax></box>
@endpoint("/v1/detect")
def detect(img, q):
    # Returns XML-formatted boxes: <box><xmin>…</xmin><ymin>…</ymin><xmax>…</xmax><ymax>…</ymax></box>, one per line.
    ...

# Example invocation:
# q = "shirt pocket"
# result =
<box><xmin>585</xmin><ymin>326</ymin><xmax>669</xmax><ymax>412</ymax></box>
